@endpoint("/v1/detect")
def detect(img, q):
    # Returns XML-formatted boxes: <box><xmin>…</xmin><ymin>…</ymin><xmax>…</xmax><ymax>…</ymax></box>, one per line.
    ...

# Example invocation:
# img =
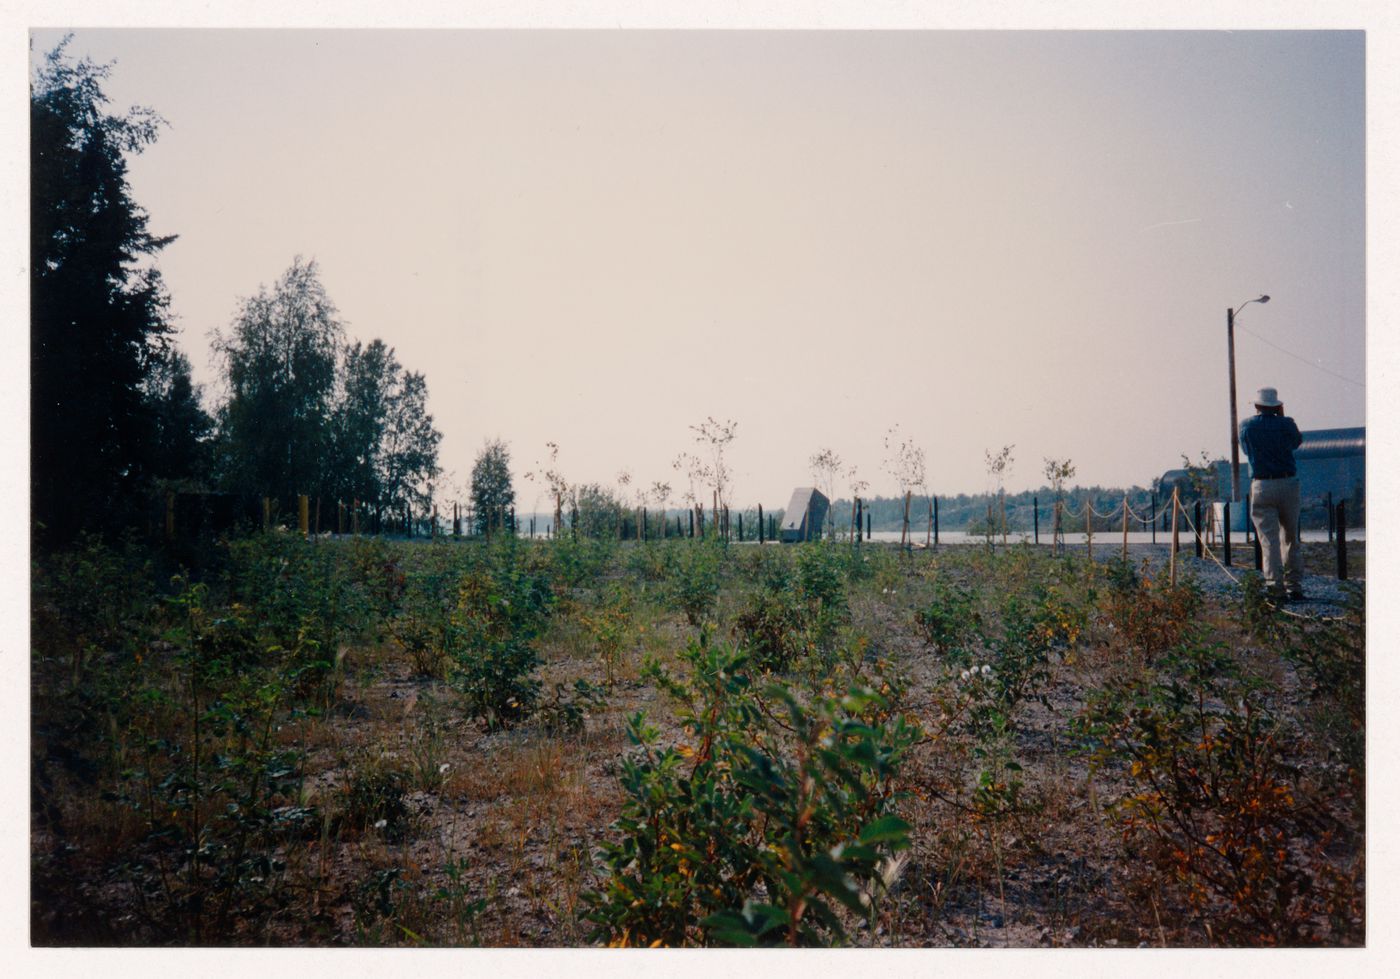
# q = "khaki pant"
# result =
<box><xmin>1250</xmin><ymin>476</ymin><xmax>1303</xmax><ymax>591</ymax></box>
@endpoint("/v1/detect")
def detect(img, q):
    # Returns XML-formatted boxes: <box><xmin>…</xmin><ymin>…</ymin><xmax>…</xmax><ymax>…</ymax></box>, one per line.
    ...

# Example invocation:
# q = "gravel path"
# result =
<box><xmin>1052</xmin><ymin>540</ymin><xmax>1363</xmax><ymax>619</ymax></box>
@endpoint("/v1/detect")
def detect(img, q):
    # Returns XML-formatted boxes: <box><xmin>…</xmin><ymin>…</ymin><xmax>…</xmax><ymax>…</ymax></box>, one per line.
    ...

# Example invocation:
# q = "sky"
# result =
<box><xmin>21</xmin><ymin>27</ymin><xmax>1368</xmax><ymax>509</ymax></box>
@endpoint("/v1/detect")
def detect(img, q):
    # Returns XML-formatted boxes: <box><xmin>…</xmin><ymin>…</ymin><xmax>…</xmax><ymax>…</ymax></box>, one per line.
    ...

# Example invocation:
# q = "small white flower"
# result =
<box><xmin>438</xmin><ymin>763</ymin><xmax>451</xmax><ymax>774</ymax></box>
<box><xmin>373</xmin><ymin>819</ymin><xmax>388</xmax><ymax>830</ymax></box>
<box><xmin>960</xmin><ymin>670</ymin><xmax>971</xmax><ymax>682</ymax></box>
<box><xmin>982</xmin><ymin>664</ymin><xmax>993</xmax><ymax>676</ymax></box>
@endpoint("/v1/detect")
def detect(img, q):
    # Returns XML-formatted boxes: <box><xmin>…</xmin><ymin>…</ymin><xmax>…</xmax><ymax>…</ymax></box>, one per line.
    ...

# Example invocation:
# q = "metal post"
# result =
<box><xmin>1327</xmin><ymin>491</ymin><xmax>1335</xmax><ymax>543</ymax></box>
<box><xmin>1228</xmin><ymin>306</ymin><xmax>1242</xmax><ymax>502</ymax></box>
<box><xmin>933</xmin><ymin>496</ymin><xmax>939</xmax><ymax>547</ymax></box>
<box><xmin>759</xmin><ymin>504</ymin><xmax>765</xmax><ymax>543</ymax></box>
<box><xmin>1194</xmin><ymin>500</ymin><xmax>1203</xmax><ymax>558</ymax></box>
<box><xmin>1223</xmin><ymin>502</ymin><xmax>1232</xmax><ymax>567</ymax></box>
<box><xmin>1033</xmin><ymin>496</ymin><xmax>1039</xmax><ymax>545</ymax></box>
<box><xmin>866</xmin><ymin>511</ymin><xmax>871</xmax><ymax>541</ymax></box>
<box><xmin>1150</xmin><ymin>491</ymin><xmax>1156</xmax><ymax>544</ymax></box>
<box><xmin>1337</xmin><ymin>500</ymin><xmax>1348</xmax><ymax>581</ymax></box>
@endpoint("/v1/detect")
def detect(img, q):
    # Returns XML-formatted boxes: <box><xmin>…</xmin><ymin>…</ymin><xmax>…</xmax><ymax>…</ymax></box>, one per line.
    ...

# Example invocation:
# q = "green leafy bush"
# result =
<box><xmin>913</xmin><ymin>579</ymin><xmax>980</xmax><ymax>658</ymax></box>
<box><xmin>667</xmin><ymin>540</ymin><xmax>723</xmax><ymax>629</ymax></box>
<box><xmin>448</xmin><ymin>550</ymin><xmax>554</xmax><ymax>729</ymax></box>
<box><xmin>585</xmin><ymin>640</ymin><xmax>919</xmax><ymax>947</ymax></box>
<box><xmin>732</xmin><ymin>586</ymin><xmax>812</xmax><ymax>672</ymax></box>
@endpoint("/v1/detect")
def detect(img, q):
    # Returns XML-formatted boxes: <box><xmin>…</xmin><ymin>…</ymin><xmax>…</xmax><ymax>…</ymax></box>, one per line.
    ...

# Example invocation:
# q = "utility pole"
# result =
<box><xmin>1227</xmin><ymin>295</ymin><xmax>1270</xmax><ymax>504</ymax></box>
<box><xmin>1228</xmin><ymin>306</ymin><xmax>1241</xmax><ymax>502</ymax></box>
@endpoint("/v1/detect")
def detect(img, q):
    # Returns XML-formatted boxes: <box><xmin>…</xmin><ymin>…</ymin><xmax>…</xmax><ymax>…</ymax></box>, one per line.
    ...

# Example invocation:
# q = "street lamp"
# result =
<box><xmin>1227</xmin><ymin>294</ymin><xmax>1271</xmax><ymax>502</ymax></box>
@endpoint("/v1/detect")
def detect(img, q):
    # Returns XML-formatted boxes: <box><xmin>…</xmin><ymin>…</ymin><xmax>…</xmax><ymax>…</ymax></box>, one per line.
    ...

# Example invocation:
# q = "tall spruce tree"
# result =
<box><xmin>31</xmin><ymin>39</ymin><xmax>177</xmax><ymax>539</ymax></box>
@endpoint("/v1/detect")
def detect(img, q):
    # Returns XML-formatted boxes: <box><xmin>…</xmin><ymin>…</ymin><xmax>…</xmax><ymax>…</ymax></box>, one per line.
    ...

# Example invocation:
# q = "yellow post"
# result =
<box><xmin>1169</xmin><ymin>486</ymin><xmax>1181</xmax><ymax>587</ymax></box>
<box><xmin>298</xmin><ymin>494</ymin><xmax>309</xmax><ymax>538</ymax></box>
<box><xmin>1121</xmin><ymin>494</ymin><xmax>1129</xmax><ymax>562</ymax></box>
<box><xmin>1085</xmin><ymin>499</ymin><xmax>1093</xmax><ymax>561</ymax></box>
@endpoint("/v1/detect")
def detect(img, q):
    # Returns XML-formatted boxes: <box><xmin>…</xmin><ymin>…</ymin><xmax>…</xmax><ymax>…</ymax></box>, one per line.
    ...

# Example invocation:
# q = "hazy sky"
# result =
<box><xmin>26</xmin><ymin>27</ymin><xmax>1366</xmax><ymax>507</ymax></box>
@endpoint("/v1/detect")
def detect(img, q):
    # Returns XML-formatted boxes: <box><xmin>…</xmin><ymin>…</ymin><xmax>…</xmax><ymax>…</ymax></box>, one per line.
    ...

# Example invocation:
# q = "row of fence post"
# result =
<box><xmin>159</xmin><ymin>489</ymin><xmax>1352</xmax><ymax>580</ymax></box>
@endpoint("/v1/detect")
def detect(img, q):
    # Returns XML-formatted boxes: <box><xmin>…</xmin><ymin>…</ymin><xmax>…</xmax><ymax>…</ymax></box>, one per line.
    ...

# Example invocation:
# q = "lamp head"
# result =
<box><xmin>1258</xmin><ymin>295</ymin><xmax>1270</xmax><ymax>303</ymax></box>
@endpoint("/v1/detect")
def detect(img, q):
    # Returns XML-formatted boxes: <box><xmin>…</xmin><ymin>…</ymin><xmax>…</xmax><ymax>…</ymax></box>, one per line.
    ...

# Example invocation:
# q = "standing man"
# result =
<box><xmin>1239</xmin><ymin>386</ymin><xmax>1305</xmax><ymax>600</ymax></box>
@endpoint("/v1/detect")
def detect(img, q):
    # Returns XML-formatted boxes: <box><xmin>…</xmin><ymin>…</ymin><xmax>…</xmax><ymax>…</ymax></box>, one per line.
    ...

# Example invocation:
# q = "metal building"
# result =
<box><xmin>779</xmin><ymin>487</ymin><xmax>829</xmax><ymax>543</ymax></box>
<box><xmin>1157</xmin><ymin>425</ymin><xmax>1365</xmax><ymax>522</ymax></box>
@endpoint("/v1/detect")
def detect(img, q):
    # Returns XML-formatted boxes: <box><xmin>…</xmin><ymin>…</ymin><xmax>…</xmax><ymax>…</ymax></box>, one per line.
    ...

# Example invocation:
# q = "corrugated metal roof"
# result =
<box><xmin>1297</xmin><ymin>426</ymin><xmax>1365</xmax><ymax>460</ymax></box>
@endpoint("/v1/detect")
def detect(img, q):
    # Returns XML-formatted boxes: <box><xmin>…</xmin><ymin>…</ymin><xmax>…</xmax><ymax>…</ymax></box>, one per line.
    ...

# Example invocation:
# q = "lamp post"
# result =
<box><xmin>1227</xmin><ymin>294</ymin><xmax>1270</xmax><ymax>502</ymax></box>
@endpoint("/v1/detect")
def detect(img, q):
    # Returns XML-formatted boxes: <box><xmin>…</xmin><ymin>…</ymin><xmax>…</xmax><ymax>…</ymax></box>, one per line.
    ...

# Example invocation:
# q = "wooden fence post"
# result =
<box><xmin>1194</xmin><ymin>500</ymin><xmax>1203</xmax><ymax>558</ymax></box>
<box><xmin>759</xmin><ymin>504</ymin><xmax>765</xmax><ymax>544</ymax></box>
<box><xmin>1121</xmin><ymin>494</ymin><xmax>1129</xmax><ymax>562</ymax></box>
<box><xmin>1150</xmin><ymin>491</ymin><xmax>1156</xmax><ymax>544</ymax></box>
<box><xmin>901</xmin><ymin>490</ymin><xmax>911</xmax><ymax>550</ymax></box>
<box><xmin>1169</xmin><ymin>487</ymin><xmax>1180</xmax><ymax>587</ymax></box>
<box><xmin>352</xmin><ymin>498</ymin><xmax>360</xmax><ymax>535</ymax></box>
<box><xmin>263</xmin><ymin>496</ymin><xmax>271</xmax><ymax>532</ymax></box>
<box><xmin>1085</xmin><ymin>499</ymin><xmax>1093</xmax><ymax>562</ymax></box>
<box><xmin>933</xmin><ymin>496</ymin><xmax>939</xmax><ymax>547</ymax></box>
<box><xmin>165</xmin><ymin>491</ymin><xmax>176</xmax><ymax>541</ymax></box>
<box><xmin>1033</xmin><ymin>496</ymin><xmax>1039</xmax><ymax>545</ymax></box>
<box><xmin>298</xmin><ymin>494</ymin><xmax>309</xmax><ymax>538</ymax></box>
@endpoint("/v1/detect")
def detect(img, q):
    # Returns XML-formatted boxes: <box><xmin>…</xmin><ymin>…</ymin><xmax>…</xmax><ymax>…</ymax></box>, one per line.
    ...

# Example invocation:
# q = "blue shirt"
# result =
<box><xmin>1239</xmin><ymin>413</ymin><xmax>1302</xmax><ymax>479</ymax></box>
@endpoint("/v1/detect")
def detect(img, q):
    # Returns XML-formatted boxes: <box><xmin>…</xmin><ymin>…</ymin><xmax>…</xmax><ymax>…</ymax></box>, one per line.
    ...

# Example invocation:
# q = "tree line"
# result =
<box><xmin>31</xmin><ymin>40</ymin><xmax>442</xmax><ymax>542</ymax></box>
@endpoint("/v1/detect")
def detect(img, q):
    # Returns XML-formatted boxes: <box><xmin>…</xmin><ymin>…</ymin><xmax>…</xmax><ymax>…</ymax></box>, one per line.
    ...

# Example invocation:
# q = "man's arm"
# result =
<box><xmin>1286</xmin><ymin>417</ymin><xmax>1302</xmax><ymax>449</ymax></box>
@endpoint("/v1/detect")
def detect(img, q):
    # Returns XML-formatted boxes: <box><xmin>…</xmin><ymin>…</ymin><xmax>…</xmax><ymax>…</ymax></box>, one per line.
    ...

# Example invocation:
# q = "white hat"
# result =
<box><xmin>1253</xmin><ymin>386</ymin><xmax>1282</xmax><ymax>408</ymax></box>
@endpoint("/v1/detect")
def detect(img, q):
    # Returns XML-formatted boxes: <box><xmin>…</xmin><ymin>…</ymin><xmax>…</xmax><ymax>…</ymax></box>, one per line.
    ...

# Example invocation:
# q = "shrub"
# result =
<box><xmin>1075</xmin><ymin>638</ymin><xmax>1363</xmax><ymax>944</ymax></box>
<box><xmin>448</xmin><ymin>551</ymin><xmax>554</xmax><ymax>729</ymax></box>
<box><xmin>795</xmin><ymin>541</ymin><xmax>846</xmax><ymax>613</ymax></box>
<box><xmin>913</xmin><ymin>579</ymin><xmax>980</xmax><ymax>658</ymax></box>
<box><xmin>579</xmin><ymin>586</ymin><xmax>634</xmax><ymax>687</ymax></box>
<box><xmin>585</xmin><ymin>640</ymin><xmax>919</xmax><ymax>946</ymax></box>
<box><xmin>1100</xmin><ymin>559</ymin><xmax>1202</xmax><ymax>661</ymax></box>
<box><xmin>668</xmin><ymin>540</ymin><xmax>723</xmax><ymax>629</ymax></box>
<box><xmin>732</xmin><ymin>586</ymin><xmax>812</xmax><ymax>673</ymax></box>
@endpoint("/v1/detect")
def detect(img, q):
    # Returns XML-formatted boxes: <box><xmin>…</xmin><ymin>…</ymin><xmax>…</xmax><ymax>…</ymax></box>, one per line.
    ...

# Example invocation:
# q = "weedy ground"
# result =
<box><xmin>30</xmin><ymin>532</ymin><xmax>1364</xmax><ymax>946</ymax></box>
